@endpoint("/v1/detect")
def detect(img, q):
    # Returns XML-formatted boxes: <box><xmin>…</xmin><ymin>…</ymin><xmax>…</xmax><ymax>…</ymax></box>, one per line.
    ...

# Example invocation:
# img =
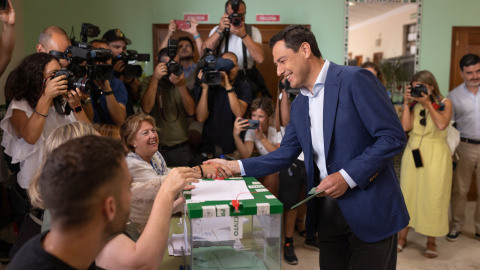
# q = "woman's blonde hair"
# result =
<box><xmin>94</xmin><ymin>123</ymin><xmax>121</xmax><ymax>139</ymax></box>
<box><xmin>29</xmin><ymin>122</ymin><xmax>96</xmax><ymax>209</ymax></box>
<box><xmin>120</xmin><ymin>113</ymin><xmax>157</xmax><ymax>153</ymax></box>
<box><xmin>250</xmin><ymin>97</ymin><xmax>275</xmax><ymax>126</ymax></box>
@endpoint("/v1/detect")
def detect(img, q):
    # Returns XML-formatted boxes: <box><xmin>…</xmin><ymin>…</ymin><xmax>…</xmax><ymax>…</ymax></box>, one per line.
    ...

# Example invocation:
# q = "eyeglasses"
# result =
<box><xmin>420</xmin><ymin>109</ymin><xmax>427</xmax><ymax>126</ymax></box>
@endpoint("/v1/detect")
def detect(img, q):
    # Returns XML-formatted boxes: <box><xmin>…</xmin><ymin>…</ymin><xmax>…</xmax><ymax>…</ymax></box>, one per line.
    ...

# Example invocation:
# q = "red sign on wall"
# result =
<box><xmin>184</xmin><ymin>14</ymin><xmax>209</xmax><ymax>22</ymax></box>
<box><xmin>256</xmin><ymin>14</ymin><xmax>280</xmax><ymax>22</ymax></box>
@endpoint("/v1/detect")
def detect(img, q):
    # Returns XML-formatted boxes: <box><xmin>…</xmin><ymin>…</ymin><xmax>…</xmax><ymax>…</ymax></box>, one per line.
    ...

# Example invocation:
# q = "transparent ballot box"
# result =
<box><xmin>182</xmin><ymin>177</ymin><xmax>283</xmax><ymax>270</ymax></box>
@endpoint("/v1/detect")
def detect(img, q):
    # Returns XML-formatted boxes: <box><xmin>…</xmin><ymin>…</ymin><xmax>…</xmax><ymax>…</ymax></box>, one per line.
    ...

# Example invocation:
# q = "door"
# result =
<box><xmin>449</xmin><ymin>26</ymin><xmax>480</xmax><ymax>201</ymax></box>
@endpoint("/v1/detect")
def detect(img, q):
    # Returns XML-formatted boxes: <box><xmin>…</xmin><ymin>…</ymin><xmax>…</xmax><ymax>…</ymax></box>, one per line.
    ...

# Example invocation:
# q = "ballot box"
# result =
<box><xmin>182</xmin><ymin>177</ymin><xmax>283</xmax><ymax>270</ymax></box>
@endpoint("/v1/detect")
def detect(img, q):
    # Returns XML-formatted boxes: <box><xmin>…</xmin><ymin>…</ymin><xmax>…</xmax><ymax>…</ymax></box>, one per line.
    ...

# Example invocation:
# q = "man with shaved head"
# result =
<box><xmin>36</xmin><ymin>26</ymin><xmax>71</xmax><ymax>68</ymax></box>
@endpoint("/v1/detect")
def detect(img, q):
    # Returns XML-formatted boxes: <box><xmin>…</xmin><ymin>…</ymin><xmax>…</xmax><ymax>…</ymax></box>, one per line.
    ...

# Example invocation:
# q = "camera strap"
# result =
<box><xmin>156</xmin><ymin>83</ymin><xmax>179</xmax><ymax>123</ymax></box>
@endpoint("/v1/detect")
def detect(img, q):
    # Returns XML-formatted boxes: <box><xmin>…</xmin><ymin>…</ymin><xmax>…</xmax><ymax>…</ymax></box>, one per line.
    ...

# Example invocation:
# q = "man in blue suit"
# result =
<box><xmin>208</xmin><ymin>25</ymin><xmax>409</xmax><ymax>269</ymax></box>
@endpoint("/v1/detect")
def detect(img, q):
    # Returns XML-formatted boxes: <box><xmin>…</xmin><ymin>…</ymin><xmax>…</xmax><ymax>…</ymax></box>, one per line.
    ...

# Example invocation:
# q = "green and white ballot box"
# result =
<box><xmin>182</xmin><ymin>177</ymin><xmax>283</xmax><ymax>270</ymax></box>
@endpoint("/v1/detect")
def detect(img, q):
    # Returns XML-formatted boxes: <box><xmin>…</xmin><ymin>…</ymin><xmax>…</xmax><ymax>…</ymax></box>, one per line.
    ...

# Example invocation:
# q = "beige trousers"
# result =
<box><xmin>450</xmin><ymin>141</ymin><xmax>480</xmax><ymax>233</ymax></box>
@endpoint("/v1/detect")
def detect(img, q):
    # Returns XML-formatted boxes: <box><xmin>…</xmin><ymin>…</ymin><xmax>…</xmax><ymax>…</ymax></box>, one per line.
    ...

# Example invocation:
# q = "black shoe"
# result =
<box><xmin>304</xmin><ymin>237</ymin><xmax>320</xmax><ymax>251</ymax></box>
<box><xmin>446</xmin><ymin>230</ymin><xmax>461</xmax><ymax>242</ymax></box>
<box><xmin>476</xmin><ymin>233</ymin><xmax>480</xmax><ymax>241</ymax></box>
<box><xmin>284</xmin><ymin>242</ymin><xmax>298</xmax><ymax>265</ymax></box>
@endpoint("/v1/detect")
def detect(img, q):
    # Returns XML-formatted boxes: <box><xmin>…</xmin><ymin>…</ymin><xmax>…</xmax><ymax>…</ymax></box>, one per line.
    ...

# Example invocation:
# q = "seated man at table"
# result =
<box><xmin>9</xmin><ymin>136</ymin><xmax>201</xmax><ymax>269</ymax></box>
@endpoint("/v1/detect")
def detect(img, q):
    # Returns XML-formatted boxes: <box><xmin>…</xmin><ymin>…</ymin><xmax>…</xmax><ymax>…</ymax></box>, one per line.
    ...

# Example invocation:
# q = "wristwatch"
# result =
<box><xmin>226</xmin><ymin>87</ymin><xmax>235</xmax><ymax>93</ymax></box>
<box><xmin>72</xmin><ymin>105</ymin><xmax>83</xmax><ymax>113</ymax></box>
<box><xmin>103</xmin><ymin>90</ymin><xmax>114</xmax><ymax>96</ymax></box>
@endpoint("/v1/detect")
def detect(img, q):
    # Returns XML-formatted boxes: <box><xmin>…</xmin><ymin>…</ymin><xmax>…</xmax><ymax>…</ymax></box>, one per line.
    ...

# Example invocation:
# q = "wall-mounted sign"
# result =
<box><xmin>256</xmin><ymin>14</ymin><xmax>280</xmax><ymax>22</ymax></box>
<box><xmin>184</xmin><ymin>14</ymin><xmax>209</xmax><ymax>22</ymax></box>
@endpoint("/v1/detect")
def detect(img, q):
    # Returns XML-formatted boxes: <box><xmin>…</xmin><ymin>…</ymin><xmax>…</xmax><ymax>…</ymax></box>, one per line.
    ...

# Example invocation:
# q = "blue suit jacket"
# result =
<box><xmin>242</xmin><ymin>62</ymin><xmax>409</xmax><ymax>242</ymax></box>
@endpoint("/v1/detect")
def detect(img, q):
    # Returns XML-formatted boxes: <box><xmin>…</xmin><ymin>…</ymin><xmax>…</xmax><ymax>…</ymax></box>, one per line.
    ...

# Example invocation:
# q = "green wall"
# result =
<box><xmin>19</xmin><ymin>0</ymin><xmax>480</xmax><ymax>96</ymax></box>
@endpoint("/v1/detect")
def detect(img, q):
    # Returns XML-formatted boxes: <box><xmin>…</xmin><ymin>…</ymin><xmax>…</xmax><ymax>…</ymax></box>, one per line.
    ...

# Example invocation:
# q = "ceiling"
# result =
<box><xmin>348</xmin><ymin>2</ymin><xmax>418</xmax><ymax>28</ymax></box>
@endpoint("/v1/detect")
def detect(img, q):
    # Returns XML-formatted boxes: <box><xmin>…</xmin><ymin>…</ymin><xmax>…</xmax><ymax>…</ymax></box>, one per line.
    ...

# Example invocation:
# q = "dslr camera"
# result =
<box><xmin>113</xmin><ymin>50</ymin><xmax>150</xmax><ymax>79</ymax></box>
<box><xmin>196</xmin><ymin>49</ymin><xmax>234</xmax><ymax>85</ymax></box>
<box><xmin>410</xmin><ymin>84</ymin><xmax>428</xmax><ymax>98</ymax></box>
<box><xmin>228</xmin><ymin>0</ymin><xmax>243</xmax><ymax>28</ymax></box>
<box><xmin>164</xmin><ymin>39</ymin><xmax>183</xmax><ymax>77</ymax></box>
<box><xmin>53</xmin><ymin>68</ymin><xmax>91</xmax><ymax>95</ymax></box>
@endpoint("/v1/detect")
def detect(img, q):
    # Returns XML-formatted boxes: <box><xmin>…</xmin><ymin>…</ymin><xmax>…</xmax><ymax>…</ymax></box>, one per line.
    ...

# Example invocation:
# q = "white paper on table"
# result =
<box><xmin>191</xmin><ymin>180</ymin><xmax>254</xmax><ymax>201</ymax></box>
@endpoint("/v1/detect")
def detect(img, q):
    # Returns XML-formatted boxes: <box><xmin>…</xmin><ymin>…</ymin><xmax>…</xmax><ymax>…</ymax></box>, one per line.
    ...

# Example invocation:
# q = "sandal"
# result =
<box><xmin>397</xmin><ymin>238</ymin><xmax>407</xmax><ymax>253</ymax></box>
<box><xmin>424</xmin><ymin>242</ymin><xmax>438</xmax><ymax>258</ymax></box>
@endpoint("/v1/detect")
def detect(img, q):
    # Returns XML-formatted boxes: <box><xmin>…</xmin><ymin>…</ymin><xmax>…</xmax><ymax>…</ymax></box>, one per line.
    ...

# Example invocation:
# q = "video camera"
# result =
<box><xmin>113</xmin><ymin>50</ymin><xmax>151</xmax><ymax>79</ymax></box>
<box><xmin>410</xmin><ymin>84</ymin><xmax>428</xmax><ymax>98</ymax></box>
<box><xmin>228</xmin><ymin>0</ymin><xmax>243</xmax><ymax>29</ymax></box>
<box><xmin>196</xmin><ymin>49</ymin><xmax>234</xmax><ymax>85</ymax></box>
<box><xmin>164</xmin><ymin>39</ymin><xmax>183</xmax><ymax>77</ymax></box>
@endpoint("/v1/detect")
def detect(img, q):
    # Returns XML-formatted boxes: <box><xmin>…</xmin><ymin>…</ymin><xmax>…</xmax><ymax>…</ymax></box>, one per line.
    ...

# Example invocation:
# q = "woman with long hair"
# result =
<box><xmin>398</xmin><ymin>70</ymin><xmax>453</xmax><ymax>258</ymax></box>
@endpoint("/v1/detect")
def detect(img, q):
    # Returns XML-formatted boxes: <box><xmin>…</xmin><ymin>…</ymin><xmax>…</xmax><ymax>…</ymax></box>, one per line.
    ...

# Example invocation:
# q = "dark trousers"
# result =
<box><xmin>316</xmin><ymin>196</ymin><xmax>397</xmax><ymax>270</ymax></box>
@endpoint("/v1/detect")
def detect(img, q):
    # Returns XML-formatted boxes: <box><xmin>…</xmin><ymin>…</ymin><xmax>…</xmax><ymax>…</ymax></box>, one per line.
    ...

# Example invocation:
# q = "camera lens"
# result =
<box><xmin>73</xmin><ymin>77</ymin><xmax>91</xmax><ymax>95</ymax></box>
<box><xmin>232</xmin><ymin>17</ymin><xmax>243</xmax><ymax>28</ymax></box>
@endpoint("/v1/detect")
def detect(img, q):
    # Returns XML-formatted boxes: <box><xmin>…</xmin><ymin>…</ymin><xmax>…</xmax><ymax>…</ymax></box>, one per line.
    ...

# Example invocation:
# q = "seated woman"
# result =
<box><xmin>233</xmin><ymin>97</ymin><xmax>281</xmax><ymax>195</ymax></box>
<box><xmin>120</xmin><ymin>113</ymin><xmax>233</xmax><ymax>231</ymax></box>
<box><xmin>1</xmin><ymin>53</ymin><xmax>89</xmax><ymax>228</ymax></box>
<box><xmin>398</xmin><ymin>70</ymin><xmax>453</xmax><ymax>258</ymax></box>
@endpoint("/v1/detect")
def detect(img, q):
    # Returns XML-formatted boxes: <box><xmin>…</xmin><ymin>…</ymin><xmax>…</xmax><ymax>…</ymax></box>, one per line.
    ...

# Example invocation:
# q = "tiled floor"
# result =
<box><xmin>282</xmin><ymin>201</ymin><xmax>480</xmax><ymax>270</ymax></box>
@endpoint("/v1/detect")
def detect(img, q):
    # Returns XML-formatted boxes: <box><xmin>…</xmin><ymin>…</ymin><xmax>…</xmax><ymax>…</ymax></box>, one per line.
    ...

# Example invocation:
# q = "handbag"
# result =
<box><xmin>446</xmin><ymin>121</ymin><xmax>460</xmax><ymax>155</ymax></box>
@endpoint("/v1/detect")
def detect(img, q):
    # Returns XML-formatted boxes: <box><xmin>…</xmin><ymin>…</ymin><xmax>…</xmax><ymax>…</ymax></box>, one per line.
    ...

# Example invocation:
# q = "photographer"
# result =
<box><xmin>88</xmin><ymin>40</ymin><xmax>127</xmax><ymax>126</ymax></box>
<box><xmin>398</xmin><ymin>71</ymin><xmax>453</xmax><ymax>258</ymax></box>
<box><xmin>0</xmin><ymin>0</ymin><xmax>14</xmax><ymax>77</ymax></box>
<box><xmin>140</xmin><ymin>48</ymin><xmax>195</xmax><ymax>166</ymax></box>
<box><xmin>203</xmin><ymin>0</ymin><xmax>268</xmax><ymax>97</ymax></box>
<box><xmin>194</xmin><ymin>51</ymin><xmax>252</xmax><ymax>155</ymax></box>
<box><xmin>102</xmin><ymin>29</ymin><xmax>141</xmax><ymax>116</ymax></box>
<box><xmin>0</xmin><ymin>53</ymin><xmax>89</xmax><ymax>229</ymax></box>
<box><xmin>36</xmin><ymin>26</ymin><xmax>71</xmax><ymax>68</ymax></box>
<box><xmin>160</xmin><ymin>19</ymin><xmax>203</xmax><ymax>78</ymax></box>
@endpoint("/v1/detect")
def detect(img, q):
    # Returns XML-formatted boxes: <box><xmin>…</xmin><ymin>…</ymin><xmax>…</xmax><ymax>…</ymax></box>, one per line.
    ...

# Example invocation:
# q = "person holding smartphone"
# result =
<box><xmin>398</xmin><ymin>70</ymin><xmax>453</xmax><ymax>258</ymax></box>
<box><xmin>233</xmin><ymin>97</ymin><xmax>280</xmax><ymax>195</ymax></box>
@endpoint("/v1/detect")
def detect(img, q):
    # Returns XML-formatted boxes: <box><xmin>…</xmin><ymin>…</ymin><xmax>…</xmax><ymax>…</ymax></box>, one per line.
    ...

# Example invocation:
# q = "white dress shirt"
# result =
<box><xmin>448</xmin><ymin>83</ymin><xmax>480</xmax><ymax>140</ymax></box>
<box><xmin>240</xmin><ymin>60</ymin><xmax>356</xmax><ymax>188</ymax></box>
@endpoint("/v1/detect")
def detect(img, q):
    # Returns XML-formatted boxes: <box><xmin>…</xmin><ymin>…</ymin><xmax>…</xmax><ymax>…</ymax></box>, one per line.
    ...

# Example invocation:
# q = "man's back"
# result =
<box><xmin>8</xmin><ymin>231</ymin><xmax>96</xmax><ymax>270</ymax></box>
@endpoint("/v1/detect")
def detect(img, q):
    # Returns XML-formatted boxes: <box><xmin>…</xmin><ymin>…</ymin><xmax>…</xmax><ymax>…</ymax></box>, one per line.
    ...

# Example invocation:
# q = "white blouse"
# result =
<box><xmin>126</xmin><ymin>151</ymin><xmax>171</xmax><ymax>230</ymax></box>
<box><xmin>1</xmin><ymin>99</ymin><xmax>76</xmax><ymax>188</ymax></box>
<box><xmin>244</xmin><ymin>126</ymin><xmax>282</xmax><ymax>156</ymax></box>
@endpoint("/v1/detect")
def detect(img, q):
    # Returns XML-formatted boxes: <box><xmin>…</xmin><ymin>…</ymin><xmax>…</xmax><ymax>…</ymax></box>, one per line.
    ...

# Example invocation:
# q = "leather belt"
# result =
<box><xmin>460</xmin><ymin>137</ymin><xmax>480</xmax><ymax>144</ymax></box>
<box><xmin>160</xmin><ymin>141</ymin><xmax>188</xmax><ymax>152</ymax></box>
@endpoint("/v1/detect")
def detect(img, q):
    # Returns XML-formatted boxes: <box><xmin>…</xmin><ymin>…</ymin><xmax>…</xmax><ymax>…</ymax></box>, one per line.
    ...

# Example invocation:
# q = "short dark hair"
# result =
<box><xmin>158</xmin><ymin>48</ymin><xmax>169</xmax><ymax>63</ymax></box>
<box><xmin>39</xmin><ymin>136</ymin><xmax>127</xmax><ymax>227</ymax></box>
<box><xmin>90</xmin><ymin>39</ymin><xmax>109</xmax><ymax>47</ymax></box>
<box><xmin>269</xmin><ymin>25</ymin><xmax>322</xmax><ymax>58</ymax></box>
<box><xmin>5</xmin><ymin>53</ymin><xmax>58</xmax><ymax>107</ymax></box>
<box><xmin>178</xmin><ymin>36</ymin><xmax>194</xmax><ymax>51</ymax></box>
<box><xmin>225</xmin><ymin>0</ymin><xmax>246</xmax><ymax>13</ymax></box>
<box><xmin>460</xmin><ymin>53</ymin><xmax>480</xmax><ymax>71</ymax></box>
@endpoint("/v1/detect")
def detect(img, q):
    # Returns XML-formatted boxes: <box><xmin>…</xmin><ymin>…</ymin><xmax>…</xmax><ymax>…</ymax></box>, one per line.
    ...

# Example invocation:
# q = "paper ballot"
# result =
<box><xmin>191</xmin><ymin>180</ymin><xmax>254</xmax><ymax>201</ymax></box>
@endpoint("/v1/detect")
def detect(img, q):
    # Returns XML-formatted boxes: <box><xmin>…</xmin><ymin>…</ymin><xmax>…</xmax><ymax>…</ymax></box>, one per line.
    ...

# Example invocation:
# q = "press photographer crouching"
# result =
<box><xmin>88</xmin><ymin>39</ymin><xmax>127</xmax><ymax>126</ymax></box>
<box><xmin>140</xmin><ymin>45</ymin><xmax>195</xmax><ymax>166</ymax></box>
<box><xmin>398</xmin><ymin>70</ymin><xmax>453</xmax><ymax>258</ymax></box>
<box><xmin>194</xmin><ymin>50</ymin><xmax>252</xmax><ymax>156</ymax></box>
<box><xmin>0</xmin><ymin>53</ymin><xmax>89</xmax><ymax>230</ymax></box>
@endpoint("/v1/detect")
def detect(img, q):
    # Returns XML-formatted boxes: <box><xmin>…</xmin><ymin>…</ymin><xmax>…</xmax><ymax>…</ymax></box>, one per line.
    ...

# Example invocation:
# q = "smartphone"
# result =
<box><xmin>0</xmin><ymin>0</ymin><xmax>7</xmax><ymax>10</ymax></box>
<box><xmin>246</xmin><ymin>119</ymin><xmax>260</xmax><ymax>130</ymax></box>
<box><xmin>412</xmin><ymin>149</ymin><xmax>423</xmax><ymax>168</ymax></box>
<box><xmin>176</xmin><ymin>20</ymin><xmax>190</xmax><ymax>30</ymax></box>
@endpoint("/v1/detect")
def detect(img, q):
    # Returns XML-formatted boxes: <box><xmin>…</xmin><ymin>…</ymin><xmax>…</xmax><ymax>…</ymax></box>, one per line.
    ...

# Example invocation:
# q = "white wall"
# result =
<box><xmin>348</xmin><ymin>6</ymin><xmax>416</xmax><ymax>62</ymax></box>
